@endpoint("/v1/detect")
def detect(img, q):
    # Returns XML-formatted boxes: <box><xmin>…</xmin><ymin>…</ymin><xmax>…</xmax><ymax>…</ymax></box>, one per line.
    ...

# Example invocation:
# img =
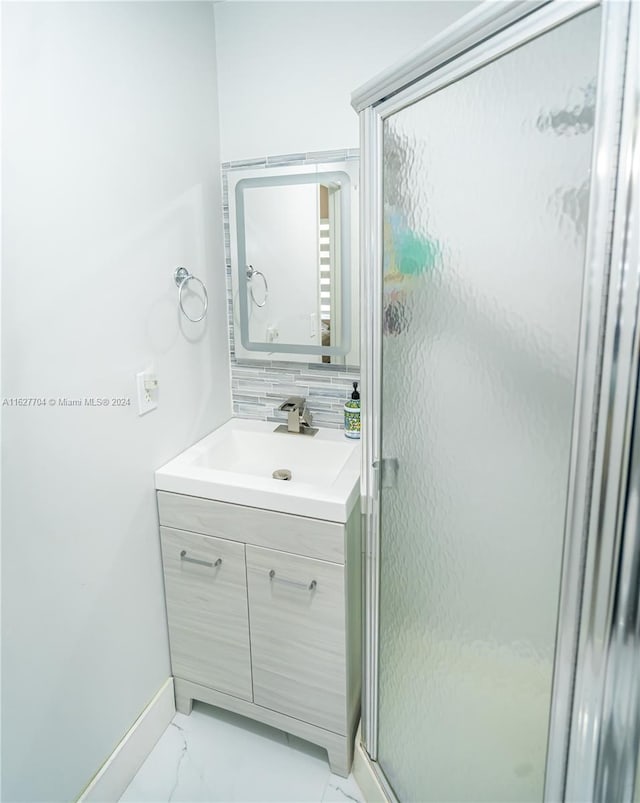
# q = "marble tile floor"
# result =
<box><xmin>120</xmin><ymin>702</ymin><xmax>364</xmax><ymax>803</ymax></box>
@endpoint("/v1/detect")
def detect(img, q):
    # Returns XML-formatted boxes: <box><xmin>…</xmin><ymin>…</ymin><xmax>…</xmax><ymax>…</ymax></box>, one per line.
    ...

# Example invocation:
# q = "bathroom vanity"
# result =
<box><xmin>155</xmin><ymin>419</ymin><xmax>361</xmax><ymax>776</ymax></box>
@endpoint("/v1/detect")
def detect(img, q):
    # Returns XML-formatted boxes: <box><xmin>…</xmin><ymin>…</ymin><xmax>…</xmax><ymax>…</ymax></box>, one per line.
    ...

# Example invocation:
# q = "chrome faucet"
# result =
<box><xmin>277</xmin><ymin>396</ymin><xmax>316</xmax><ymax>434</ymax></box>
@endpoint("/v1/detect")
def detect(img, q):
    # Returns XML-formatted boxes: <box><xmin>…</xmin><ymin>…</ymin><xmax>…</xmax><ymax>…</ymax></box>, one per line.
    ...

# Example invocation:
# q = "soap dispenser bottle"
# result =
<box><xmin>344</xmin><ymin>381</ymin><xmax>361</xmax><ymax>439</ymax></box>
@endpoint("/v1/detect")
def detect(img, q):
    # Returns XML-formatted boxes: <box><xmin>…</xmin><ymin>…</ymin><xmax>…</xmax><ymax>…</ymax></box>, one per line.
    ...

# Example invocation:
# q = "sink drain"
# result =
<box><xmin>272</xmin><ymin>468</ymin><xmax>292</xmax><ymax>481</ymax></box>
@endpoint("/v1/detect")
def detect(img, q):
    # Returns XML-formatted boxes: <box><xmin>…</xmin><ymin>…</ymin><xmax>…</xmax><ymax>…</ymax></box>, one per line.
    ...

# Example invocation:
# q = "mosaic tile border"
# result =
<box><xmin>222</xmin><ymin>149</ymin><xmax>360</xmax><ymax>430</ymax></box>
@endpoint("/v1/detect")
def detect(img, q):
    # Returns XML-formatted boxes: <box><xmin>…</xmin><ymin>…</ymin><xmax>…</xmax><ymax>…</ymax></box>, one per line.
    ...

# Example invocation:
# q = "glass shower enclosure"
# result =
<box><xmin>353</xmin><ymin>1</ymin><xmax>640</xmax><ymax>801</ymax></box>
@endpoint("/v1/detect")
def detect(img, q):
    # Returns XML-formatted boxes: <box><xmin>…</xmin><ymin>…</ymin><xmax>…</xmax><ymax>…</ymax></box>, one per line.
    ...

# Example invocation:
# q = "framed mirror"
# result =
<box><xmin>228</xmin><ymin>159</ymin><xmax>359</xmax><ymax>365</ymax></box>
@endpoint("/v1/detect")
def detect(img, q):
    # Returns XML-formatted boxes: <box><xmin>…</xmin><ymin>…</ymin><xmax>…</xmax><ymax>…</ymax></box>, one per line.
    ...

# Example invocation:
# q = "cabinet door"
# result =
<box><xmin>161</xmin><ymin>527</ymin><xmax>252</xmax><ymax>701</ymax></box>
<box><xmin>246</xmin><ymin>545</ymin><xmax>346</xmax><ymax>734</ymax></box>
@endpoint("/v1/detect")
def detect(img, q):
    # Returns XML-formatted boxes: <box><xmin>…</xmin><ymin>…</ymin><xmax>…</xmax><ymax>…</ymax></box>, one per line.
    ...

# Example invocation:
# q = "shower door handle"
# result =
<box><xmin>373</xmin><ymin>458</ymin><xmax>399</xmax><ymax>489</ymax></box>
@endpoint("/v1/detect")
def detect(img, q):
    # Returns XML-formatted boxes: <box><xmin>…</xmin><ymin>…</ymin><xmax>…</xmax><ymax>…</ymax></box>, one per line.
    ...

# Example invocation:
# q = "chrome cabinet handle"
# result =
<box><xmin>180</xmin><ymin>550</ymin><xmax>222</xmax><ymax>568</ymax></box>
<box><xmin>269</xmin><ymin>568</ymin><xmax>317</xmax><ymax>591</ymax></box>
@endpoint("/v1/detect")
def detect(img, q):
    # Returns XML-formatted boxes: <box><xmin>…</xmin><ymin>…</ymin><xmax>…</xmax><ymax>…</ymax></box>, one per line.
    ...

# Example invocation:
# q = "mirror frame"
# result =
<box><xmin>228</xmin><ymin>164</ymin><xmax>357</xmax><ymax>360</ymax></box>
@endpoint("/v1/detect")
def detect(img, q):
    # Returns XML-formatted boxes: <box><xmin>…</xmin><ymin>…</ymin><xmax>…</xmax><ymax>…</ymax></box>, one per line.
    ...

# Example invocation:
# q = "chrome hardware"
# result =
<box><xmin>180</xmin><ymin>550</ymin><xmax>221</xmax><ymax>568</ymax></box>
<box><xmin>372</xmin><ymin>458</ymin><xmax>399</xmax><ymax>489</ymax></box>
<box><xmin>174</xmin><ymin>266</ymin><xmax>209</xmax><ymax>323</ymax></box>
<box><xmin>277</xmin><ymin>396</ymin><xmax>317</xmax><ymax>434</ymax></box>
<box><xmin>269</xmin><ymin>569</ymin><xmax>317</xmax><ymax>591</ymax></box>
<box><xmin>272</xmin><ymin>468</ymin><xmax>292</xmax><ymax>481</ymax></box>
<box><xmin>246</xmin><ymin>264</ymin><xmax>268</xmax><ymax>308</ymax></box>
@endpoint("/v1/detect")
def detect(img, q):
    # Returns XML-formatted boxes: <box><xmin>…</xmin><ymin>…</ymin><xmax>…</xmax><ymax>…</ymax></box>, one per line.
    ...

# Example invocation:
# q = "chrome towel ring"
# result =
<box><xmin>173</xmin><ymin>267</ymin><xmax>208</xmax><ymax>323</ymax></box>
<box><xmin>246</xmin><ymin>264</ymin><xmax>268</xmax><ymax>308</ymax></box>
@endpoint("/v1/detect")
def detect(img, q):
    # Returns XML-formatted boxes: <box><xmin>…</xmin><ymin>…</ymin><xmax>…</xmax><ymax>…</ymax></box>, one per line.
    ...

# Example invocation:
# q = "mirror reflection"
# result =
<box><xmin>228</xmin><ymin>160</ymin><xmax>359</xmax><ymax>364</ymax></box>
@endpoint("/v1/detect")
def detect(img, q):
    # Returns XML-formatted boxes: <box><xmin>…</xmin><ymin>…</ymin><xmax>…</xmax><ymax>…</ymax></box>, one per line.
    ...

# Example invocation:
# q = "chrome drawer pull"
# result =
<box><xmin>180</xmin><ymin>550</ymin><xmax>222</xmax><ymax>568</ymax></box>
<box><xmin>269</xmin><ymin>569</ymin><xmax>317</xmax><ymax>591</ymax></box>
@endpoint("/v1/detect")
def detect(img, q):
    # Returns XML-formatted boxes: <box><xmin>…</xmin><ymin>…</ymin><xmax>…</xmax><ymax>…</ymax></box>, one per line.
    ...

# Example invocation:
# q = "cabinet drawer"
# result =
<box><xmin>246</xmin><ymin>545</ymin><xmax>346</xmax><ymax>734</ymax></box>
<box><xmin>157</xmin><ymin>492</ymin><xmax>344</xmax><ymax>563</ymax></box>
<box><xmin>160</xmin><ymin>527</ymin><xmax>252</xmax><ymax>701</ymax></box>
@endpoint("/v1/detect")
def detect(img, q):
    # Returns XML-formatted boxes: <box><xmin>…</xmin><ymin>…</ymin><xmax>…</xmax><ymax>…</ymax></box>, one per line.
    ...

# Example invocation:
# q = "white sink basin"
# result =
<box><xmin>155</xmin><ymin>418</ymin><xmax>360</xmax><ymax>522</ymax></box>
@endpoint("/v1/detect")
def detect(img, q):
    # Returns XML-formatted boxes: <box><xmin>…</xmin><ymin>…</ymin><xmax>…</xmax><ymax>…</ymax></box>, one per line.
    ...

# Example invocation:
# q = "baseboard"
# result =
<box><xmin>78</xmin><ymin>677</ymin><xmax>175</xmax><ymax>803</ymax></box>
<box><xmin>352</xmin><ymin>724</ymin><xmax>391</xmax><ymax>803</ymax></box>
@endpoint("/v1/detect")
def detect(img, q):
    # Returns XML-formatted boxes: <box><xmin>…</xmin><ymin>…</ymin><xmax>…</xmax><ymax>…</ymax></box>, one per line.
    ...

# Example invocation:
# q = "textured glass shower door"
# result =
<box><xmin>377</xmin><ymin>9</ymin><xmax>601</xmax><ymax>802</ymax></box>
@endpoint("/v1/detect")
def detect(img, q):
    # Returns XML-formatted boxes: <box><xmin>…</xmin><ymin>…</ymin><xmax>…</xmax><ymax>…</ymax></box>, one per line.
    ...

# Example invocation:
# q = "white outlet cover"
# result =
<box><xmin>136</xmin><ymin>369</ymin><xmax>158</xmax><ymax>416</ymax></box>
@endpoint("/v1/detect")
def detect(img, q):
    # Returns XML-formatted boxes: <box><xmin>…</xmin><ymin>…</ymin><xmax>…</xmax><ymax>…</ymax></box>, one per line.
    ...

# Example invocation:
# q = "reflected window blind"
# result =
<box><xmin>319</xmin><ymin>219</ymin><xmax>331</xmax><ymax>324</ymax></box>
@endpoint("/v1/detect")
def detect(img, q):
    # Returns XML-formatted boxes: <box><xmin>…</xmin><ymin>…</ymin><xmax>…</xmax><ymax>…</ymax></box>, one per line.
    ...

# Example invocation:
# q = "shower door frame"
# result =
<box><xmin>352</xmin><ymin>1</ymin><xmax>639</xmax><ymax>800</ymax></box>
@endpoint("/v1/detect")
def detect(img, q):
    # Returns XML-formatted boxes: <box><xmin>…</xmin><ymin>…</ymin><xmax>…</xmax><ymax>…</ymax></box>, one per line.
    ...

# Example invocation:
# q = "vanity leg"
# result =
<box><xmin>327</xmin><ymin>736</ymin><xmax>353</xmax><ymax>778</ymax></box>
<box><xmin>175</xmin><ymin>691</ymin><xmax>193</xmax><ymax>716</ymax></box>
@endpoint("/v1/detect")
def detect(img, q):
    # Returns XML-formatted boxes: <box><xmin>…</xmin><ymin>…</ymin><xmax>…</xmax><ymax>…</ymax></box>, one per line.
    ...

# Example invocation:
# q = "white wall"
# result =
<box><xmin>1</xmin><ymin>3</ymin><xmax>230</xmax><ymax>801</ymax></box>
<box><xmin>214</xmin><ymin>1</ymin><xmax>476</xmax><ymax>162</ymax></box>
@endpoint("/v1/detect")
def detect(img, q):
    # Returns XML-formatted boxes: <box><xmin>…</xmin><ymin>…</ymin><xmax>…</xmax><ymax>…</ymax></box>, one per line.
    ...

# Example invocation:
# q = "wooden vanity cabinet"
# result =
<box><xmin>157</xmin><ymin>491</ymin><xmax>361</xmax><ymax>777</ymax></box>
<box><xmin>160</xmin><ymin>528</ymin><xmax>252</xmax><ymax>701</ymax></box>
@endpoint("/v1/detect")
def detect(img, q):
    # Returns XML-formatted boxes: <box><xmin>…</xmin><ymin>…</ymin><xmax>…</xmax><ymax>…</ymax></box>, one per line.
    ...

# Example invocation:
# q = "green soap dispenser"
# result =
<box><xmin>344</xmin><ymin>381</ymin><xmax>361</xmax><ymax>439</ymax></box>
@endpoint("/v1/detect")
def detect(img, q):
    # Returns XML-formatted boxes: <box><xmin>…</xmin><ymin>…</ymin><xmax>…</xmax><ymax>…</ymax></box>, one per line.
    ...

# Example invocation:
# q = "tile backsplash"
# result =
<box><xmin>222</xmin><ymin>149</ymin><xmax>360</xmax><ymax>430</ymax></box>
